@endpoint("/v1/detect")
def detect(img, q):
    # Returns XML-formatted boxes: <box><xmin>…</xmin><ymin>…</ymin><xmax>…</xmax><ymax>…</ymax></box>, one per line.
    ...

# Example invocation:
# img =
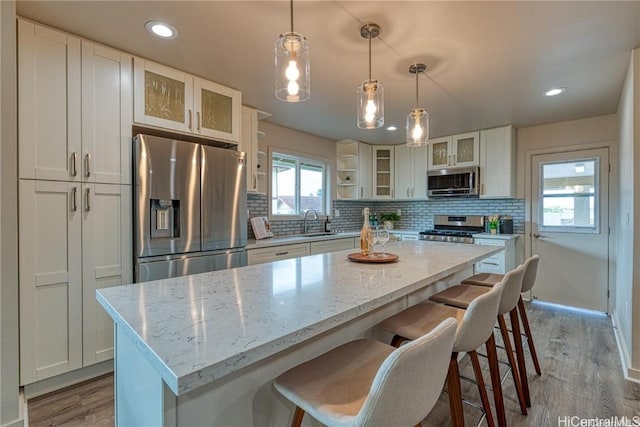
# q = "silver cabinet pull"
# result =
<box><xmin>482</xmin><ymin>261</ymin><xmax>500</xmax><ymax>266</ymax></box>
<box><xmin>188</xmin><ymin>109</ymin><xmax>192</xmax><ymax>130</ymax></box>
<box><xmin>71</xmin><ymin>187</ymin><xmax>77</xmax><ymax>211</ymax></box>
<box><xmin>407</xmin><ymin>188</ymin><xmax>410</xmax><ymax>197</ymax></box>
<box><xmin>196</xmin><ymin>111</ymin><xmax>201</xmax><ymax>131</ymax></box>
<box><xmin>453</xmin><ymin>154</ymin><xmax>457</xmax><ymax>165</ymax></box>
<box><xmin>85</xmin><ymin>188</ymin><xmax>91</xmax><ymax>211</ymax></box>
<box><xmin>275</xmin><ymin>251</ymin><xmax>289</xmax><ymax>256</ymax></box>
<box><xmin>84</xmin><ymin>153</ymin><xmax>91</xmax><ymax>177</ymax></box>
<box><xmin>253</xmin><ymin>174</ymin><xmax>257</xmax><ymax>189</ymax></box>
<box><xmin>71</xmin><ymin>152</ymin><xmax>78</xmax><ymax>177</ymax></box>
<box><xmin>360</xmin><ymin>186</ymin><xmax>363</xmax><ymax>198</ymax></box>
<box><xmin>533</xmin><ymin>233</ymin><xmax>546</xmax><ymax>239</ymax></box>
<box><xmin>481</xmin><ymin>184</ymin><xmax>484</xmax><ymax>195</ymax></box>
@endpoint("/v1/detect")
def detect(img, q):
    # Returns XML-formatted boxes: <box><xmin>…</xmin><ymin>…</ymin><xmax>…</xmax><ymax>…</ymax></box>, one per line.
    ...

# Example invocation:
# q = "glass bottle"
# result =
<box><xmin>360</xmin><ymin>207</ymin><xmax>372</xmax><ymax>256</ymax></box>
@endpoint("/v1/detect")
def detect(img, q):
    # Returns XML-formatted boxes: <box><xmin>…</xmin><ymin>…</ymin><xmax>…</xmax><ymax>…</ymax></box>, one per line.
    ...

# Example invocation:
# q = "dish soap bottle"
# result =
<box><xmin>324</xmin><ymin>216</ymin><xmax>332</xmax><ymax>233</ymax></box>
<box><xmin>360</xmin><ymin>207</ymin><xmax>372</xmax><ymax>256</ymax></box>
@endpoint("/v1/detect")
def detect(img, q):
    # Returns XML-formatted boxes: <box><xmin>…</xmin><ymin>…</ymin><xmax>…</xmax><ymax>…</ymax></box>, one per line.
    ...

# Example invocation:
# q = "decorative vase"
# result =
<box><xmin>384</xmin><ymin>220</ymin><xmax>394</xmax><ymax>230</ymax></box>
<box><xmin>490</xmin><ymin>228</ymin><xmax>497</xmax><ymax>235</ymax></box>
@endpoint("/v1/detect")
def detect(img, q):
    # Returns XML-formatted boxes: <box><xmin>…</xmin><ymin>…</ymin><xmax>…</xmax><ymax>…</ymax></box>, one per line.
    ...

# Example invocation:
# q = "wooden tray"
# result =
<box><xmin>347</xmin><ymin>252</ymin><xmax>399</xmax><ymax>263</ymax></box>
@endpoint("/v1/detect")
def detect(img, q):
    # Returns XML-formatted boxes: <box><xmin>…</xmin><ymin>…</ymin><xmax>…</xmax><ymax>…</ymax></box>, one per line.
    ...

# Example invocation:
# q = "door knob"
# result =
<box><xmin>533</xmin><ymin>233</ymin><xmax>546</xmax><ymax>238</ymax></box>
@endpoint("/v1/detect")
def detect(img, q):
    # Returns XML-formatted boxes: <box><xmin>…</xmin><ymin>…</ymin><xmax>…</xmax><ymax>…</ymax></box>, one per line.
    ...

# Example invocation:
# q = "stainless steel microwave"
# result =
<box><xmin>427</xmin><ymin>166</ymin><xmax>479</xmax><ymax>197</ymax></box>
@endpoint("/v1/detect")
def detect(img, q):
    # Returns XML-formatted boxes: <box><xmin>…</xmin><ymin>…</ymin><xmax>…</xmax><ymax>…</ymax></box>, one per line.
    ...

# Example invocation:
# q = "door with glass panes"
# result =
<box><xmin>529</xmin><ymin>148</ymin><xmax>609</xmax><ymax>311</ymax></box>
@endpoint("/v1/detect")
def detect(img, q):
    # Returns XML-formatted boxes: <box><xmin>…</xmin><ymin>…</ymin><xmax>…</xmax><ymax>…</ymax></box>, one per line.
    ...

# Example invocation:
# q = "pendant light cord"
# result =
<box><xmin>415</xmin><ymin>69</ymin><xmax>419</xmax><ymax>108</ymax></box>
<box><xmin>368</xmin><ymin>32</ymin><xmax>372</xmax><ymax>80</ymax></box>
<box><xmin>290</xmin><ymin>0</ymin><xmax>294</xmax><ymax>33</ymax></box>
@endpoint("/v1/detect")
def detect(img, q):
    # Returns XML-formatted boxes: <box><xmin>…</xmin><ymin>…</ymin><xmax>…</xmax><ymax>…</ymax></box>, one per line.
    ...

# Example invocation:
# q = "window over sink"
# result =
<box><xmin>270</xmin><ymin>151</ymin><xmax>328</xmax><ymax>217</ymax></box>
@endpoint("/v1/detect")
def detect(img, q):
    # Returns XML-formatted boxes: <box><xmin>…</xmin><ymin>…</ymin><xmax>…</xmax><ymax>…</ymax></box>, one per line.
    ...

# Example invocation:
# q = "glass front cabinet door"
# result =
<box><xmin>134</xmin><ymin>58</ymin><xmax>241</xmax><ymax>143</ymax></box>
<box><xmin>428</xmin><ymin>136</ymin><xmax>452</xmax><ymax>170</ymax></box>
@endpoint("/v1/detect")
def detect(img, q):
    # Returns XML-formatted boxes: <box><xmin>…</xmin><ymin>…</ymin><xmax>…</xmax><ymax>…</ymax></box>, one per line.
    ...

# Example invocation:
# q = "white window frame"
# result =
<box><xmin>269</xmin><ymin>148</ymin><xmax>331</xmax><ymax>220</ymax></box>
<box><xmin>538</xmin><ymin>157</ymin><xmax>600</xmax><ymax>234</ymax></box>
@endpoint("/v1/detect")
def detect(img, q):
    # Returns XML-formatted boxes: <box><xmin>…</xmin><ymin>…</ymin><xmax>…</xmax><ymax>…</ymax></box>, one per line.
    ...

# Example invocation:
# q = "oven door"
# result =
<box><xmin>428</xmin><ymin>167</ymin><xmax>479</xmax><ymax>197</ymax></box>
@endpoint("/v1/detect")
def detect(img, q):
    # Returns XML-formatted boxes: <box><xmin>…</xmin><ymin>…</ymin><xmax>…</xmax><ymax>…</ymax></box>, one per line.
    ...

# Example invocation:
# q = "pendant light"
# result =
<box><xmin>275</xmin><ymin>0</ymin><xmax>310</xmax><ymax>102</ymax></box>
<box><xmin>406</xmin><ymin>63</ymin><xmax>429</xmax><ymax>146</ymax></box>
<box><xmin>357</xmin><ymin>23</ymin><xmax>383</xmax><ymax>129</ymax></box>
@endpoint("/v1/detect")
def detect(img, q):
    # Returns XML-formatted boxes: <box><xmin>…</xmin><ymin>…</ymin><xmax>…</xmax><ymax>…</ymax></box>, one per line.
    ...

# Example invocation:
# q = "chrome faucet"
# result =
<box><xmin>303</xmin><ymin>209</ymin><xmax>319</xmax><ymax>234</ymax></box>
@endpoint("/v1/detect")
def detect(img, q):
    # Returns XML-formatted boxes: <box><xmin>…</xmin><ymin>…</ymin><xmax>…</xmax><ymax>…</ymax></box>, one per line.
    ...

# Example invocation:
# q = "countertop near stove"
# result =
<box><xmin>472</xmin><ymin>233</ymin><xmax>521</xmax><ymax>241</ymax></box>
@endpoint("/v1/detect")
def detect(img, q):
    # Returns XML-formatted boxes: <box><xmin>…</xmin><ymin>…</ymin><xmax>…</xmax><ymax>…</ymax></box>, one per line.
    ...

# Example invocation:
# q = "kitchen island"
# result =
<box><xmin>97</xmin><ymin>241</ymin><xmax>500</xmax><ymax>427</ymax></box>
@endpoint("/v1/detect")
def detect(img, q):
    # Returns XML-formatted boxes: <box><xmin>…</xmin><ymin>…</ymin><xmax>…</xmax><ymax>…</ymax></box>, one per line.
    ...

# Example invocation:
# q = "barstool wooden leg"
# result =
<box><xmin>497</xmin><ymin>315</ymin><xmax>528</xmax><ymax>415</ymax></box>
<box><xmin>518</xmin><ymin>296</ymin><xmax>542</xmax><ymax>375</ymax></box>
<box><xmin>510</xmin><ymin>308</ymin><xmax>531</xmax><ymax>407</ymax></box>
<box><xmin>485</xmin><ymin>334</ymin><xmax>506</xmax><ymax>427</ymax></box>
<box><xmin>469</xmin><ymin>350</ymin><xmax>495</xmax><ymax>427</ymax></box>
<box><xmin>291</xmin><ymin>406</ymin><xmax>305</xmax><ymax>427</ymax></box>
<box><xmin>447</xmin><ymin>352</ymin><xmax>465</xmax><ymax>427</ymax></box>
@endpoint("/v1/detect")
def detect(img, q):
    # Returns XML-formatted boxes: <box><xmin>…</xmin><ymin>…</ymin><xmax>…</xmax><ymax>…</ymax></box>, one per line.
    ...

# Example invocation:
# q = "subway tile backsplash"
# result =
<box><xmin>247</xmin><ymin>193</ymin><xmax>525</xmax><ymax>239</ymax></box>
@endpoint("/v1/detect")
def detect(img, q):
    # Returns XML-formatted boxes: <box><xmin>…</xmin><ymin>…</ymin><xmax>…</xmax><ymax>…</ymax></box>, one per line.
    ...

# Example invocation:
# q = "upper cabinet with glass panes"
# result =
<box><xmin>133</xmin><ymin>58</ymin><xmax>241</xmax><ymax>143</ymax></box>
<box><xmin>428</xmin><ymin>132</ymin><xmax>479</xmax><ymax>170</ymax></box>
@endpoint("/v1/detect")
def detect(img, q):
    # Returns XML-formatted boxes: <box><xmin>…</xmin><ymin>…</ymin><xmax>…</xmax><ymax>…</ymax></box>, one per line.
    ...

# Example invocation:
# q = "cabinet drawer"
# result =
<box><xmin>474</xmin><ymin>238</ymin><xmax>506</xmax><ymax>247</ymax></box>
<box><xmin>247</xmin><ymin>243</ymin><xmax>310</xmax><ymax>265</ymax></box>
<box><xmin>310</xmin><ymin>238</ymin><xmax>354</xmax><ymax>255</ymax></box>
<box><xmin>474</xmin><ymin>253</ymin><xmax>506</xmax><ymax>274</ymax></box>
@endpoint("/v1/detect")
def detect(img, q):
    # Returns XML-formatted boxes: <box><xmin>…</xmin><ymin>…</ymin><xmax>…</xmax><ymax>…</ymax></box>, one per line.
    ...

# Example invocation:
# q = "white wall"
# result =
<box><xmin>0</xmin><ymin>1</ymin><xmax>23</xmax><ymax>426</ymax></box>
<box><xmin>616</xmin><ymin>49</ymin><xmax>640</xmax><ymax>381</ymax></box>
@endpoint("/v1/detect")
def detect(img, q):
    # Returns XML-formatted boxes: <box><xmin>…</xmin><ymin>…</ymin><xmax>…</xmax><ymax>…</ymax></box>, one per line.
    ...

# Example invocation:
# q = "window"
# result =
<box><xmin>539</xmin><ymin>158</ymin><xmax>599</xmax><ymax>233</ymax></box>
<box><xmin>271</xmin><ymin>151</ymin><xmax>327</xmax><ymax>216</ymax></box>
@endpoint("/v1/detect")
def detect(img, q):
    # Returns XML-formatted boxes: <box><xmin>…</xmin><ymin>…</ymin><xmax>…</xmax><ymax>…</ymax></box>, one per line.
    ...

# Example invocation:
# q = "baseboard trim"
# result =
<box><xmin>23</xmin><ymin>360</ymin><xmax>113</xmax><ymax>399</ymax></box>
<box><xmin>612</xmin><ymin>312</ymin><xmax>640</xmax><ymax>384</ymax></box>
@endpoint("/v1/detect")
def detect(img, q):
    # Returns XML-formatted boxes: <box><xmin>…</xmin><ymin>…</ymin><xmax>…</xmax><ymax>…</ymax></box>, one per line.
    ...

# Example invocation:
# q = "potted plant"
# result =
<box><xmin>487</xmin><ymin>215</ymin><xmax>500</xmax><ymax>234</ymax></box>
<box><xmin>379</xmin><ymin>212</ymin><xmax>400</xmax><ymax>230</ymax></box>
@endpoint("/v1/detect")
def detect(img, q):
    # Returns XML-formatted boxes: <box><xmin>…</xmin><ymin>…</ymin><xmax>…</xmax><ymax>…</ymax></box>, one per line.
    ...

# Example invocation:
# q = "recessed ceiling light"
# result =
<box><xmin>545</xmin><ymin>87</ymin><xmax>566</xmax><ymax>97</ymax></box>
<box><xmin>145</xmin><ymin>21</ymin><xmax>178</xmax><ymax>39</ymax></box>
<box><xmin>386</xmin><ymin>126</ymin><xmax>397</xmax><ymax>131</ymax></box>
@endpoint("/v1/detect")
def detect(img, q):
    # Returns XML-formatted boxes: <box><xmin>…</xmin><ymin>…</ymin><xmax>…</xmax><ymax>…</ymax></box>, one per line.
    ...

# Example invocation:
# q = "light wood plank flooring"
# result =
<box><xmin>27</xmin><ymin>301</ymin><xmax>640</xmax><ymax>426</ymax></box>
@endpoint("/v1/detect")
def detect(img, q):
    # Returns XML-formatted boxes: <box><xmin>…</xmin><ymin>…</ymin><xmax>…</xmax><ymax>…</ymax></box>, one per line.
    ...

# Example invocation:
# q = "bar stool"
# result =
<box><xmin>274</xmin><ymin>318</ymin><xmax>457</xmax><ymax>427</ymax></box>
<box><xmin>462</xmin><ymin>255</ymin><xmax>542</xmax><ymax>377</ymax></box>
<box><xmin>378</xmin><ymin>279</ymin><xmax>507</xmax><ymax>427</ymax></box>
<box><xmin>429</xmin><ymin>264</ymin><xmax>529</xmax><ymax>414</ymax></box>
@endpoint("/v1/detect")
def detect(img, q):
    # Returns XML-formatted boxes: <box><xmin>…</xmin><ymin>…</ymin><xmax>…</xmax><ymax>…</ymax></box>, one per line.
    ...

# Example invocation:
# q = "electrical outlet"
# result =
<box><xmin>397</xmin><ymin>209</ymin><xmax>402</xmax><ymax>216</ymax></box>
<box><xmin>334</xmin><ymin>209</ymin><xmax>340</xmax><ymax>218</ymax></box>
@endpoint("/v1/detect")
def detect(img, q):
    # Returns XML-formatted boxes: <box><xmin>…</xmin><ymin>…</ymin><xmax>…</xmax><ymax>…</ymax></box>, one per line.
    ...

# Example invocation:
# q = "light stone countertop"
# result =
<box><xmin>97</xmin><ymin>241</ymin><xmax>500</xmax><ymax>396</ymax></box>
<box><xmin>472</xmin><ymin>233</ymin><xmax>521</xmax><ymax>241</ymax></box>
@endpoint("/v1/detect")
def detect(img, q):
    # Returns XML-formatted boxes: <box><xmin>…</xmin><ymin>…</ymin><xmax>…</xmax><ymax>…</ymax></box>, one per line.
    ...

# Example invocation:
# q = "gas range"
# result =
<box><xmin>419</xmin><ymin>215</ymin><xmax>485</xmax><ymax>244</ymax></box>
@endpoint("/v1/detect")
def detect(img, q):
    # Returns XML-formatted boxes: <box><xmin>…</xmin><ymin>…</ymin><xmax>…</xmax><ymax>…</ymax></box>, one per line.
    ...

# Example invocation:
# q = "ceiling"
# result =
<box><xmin>16</xmin><ymin>1</ymin><xmax>640</xmax><ymax>144</ymax></box>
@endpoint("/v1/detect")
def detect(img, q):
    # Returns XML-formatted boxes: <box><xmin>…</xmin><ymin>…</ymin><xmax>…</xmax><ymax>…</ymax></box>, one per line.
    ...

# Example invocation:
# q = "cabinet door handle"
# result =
<box><xmin>85</xmin><ymin>188</ymin><xmax>91</xmax><ymax>211</ymax></box>
<box><xmin>253</xmin><ymin>174</ymin><xmax>257</xmax><ymax>189</ymax></box>
<box><xmin>448</xmin><ymin>155</ymin><xmax>452</xmax><ymax>166</ymax></box>
<box><xmin>275</xmin><ymin>251</ymin><xmax>289</xmax><ymax>256</ymax></box>
<box><xmin>196</xmin><ymin>111</ymin><xmax>201</xmax><ymax>131</ymax></box>
<box><xmin>71</xmin><ymin>152</ymin><xmax>78</xmax><ymax>177</ymax></box>
<box><xmin>84</xmin><ymin>153</ymin><xmax>91</xmax><ymax>177</ymax></box>
<box><xmin>453</xmin><ymin>154</ymin><xmax>457</xmax><ymax>165</ymax></box>
<box><xmin>481</xmin><ymin>184</ymin><xmax>484</xmax><ymax>195</ymax></box>
<box><xmin>188</xmin><ymin>109</ymin><xmax>193</xmax><ymax>130</ymax></box>
<box><xmin>482</xmin><ymin>261</ymin><xmax>500</xmax><ymax>266</ymax></box>
<box><xmin>71</xmin><ymin>187</ymin><xmax>77</xmax><ymax>212</ymax></box>
<box><xmin>406</xmin><ymin>188</ymin><xmax>410</xmax><ymax>197</ymax></box>
<box><xmin>360</xmin><ymin>186</ymin><xmax>363</xmax><ymax>198</ymax></box>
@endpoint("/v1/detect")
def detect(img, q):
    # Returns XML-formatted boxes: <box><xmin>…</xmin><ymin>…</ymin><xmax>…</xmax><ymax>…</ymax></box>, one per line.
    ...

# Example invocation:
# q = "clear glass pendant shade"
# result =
<box><xmin>357</xmin><ymin>79</ymin><xmax>384</xmax><ymax>129</ymax></box>
<box><xmin>275</xmin><ymin>32</ymin><xmax>310</xmax><ymax>102</ymax></box>
<box><xmin>406</xmin><ymin>108</ymin><xmax>429</xmax><ymax>146</ymax></box>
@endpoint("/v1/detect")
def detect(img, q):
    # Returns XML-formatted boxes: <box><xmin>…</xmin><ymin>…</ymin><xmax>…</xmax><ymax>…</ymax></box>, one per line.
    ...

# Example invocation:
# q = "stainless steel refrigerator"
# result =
<box><xmin>133</xmin><ymin>134</ymin><xmax>247</xmax><ymax>282</ymax></box>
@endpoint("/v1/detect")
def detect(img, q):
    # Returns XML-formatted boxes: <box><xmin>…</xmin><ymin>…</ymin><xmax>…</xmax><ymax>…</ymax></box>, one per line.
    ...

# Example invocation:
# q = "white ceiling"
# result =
<box><xmin>16</xmin><ymin>1</ymin><xmax>640</xmax><ymax>144</ymax></box>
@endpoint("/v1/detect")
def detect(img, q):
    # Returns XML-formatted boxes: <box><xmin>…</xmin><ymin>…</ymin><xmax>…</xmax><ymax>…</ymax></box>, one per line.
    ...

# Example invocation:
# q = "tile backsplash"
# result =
<box><xmin>247</xmin><ymin>194</ymin><xmax>525</xmax><ymax>239</ymax></box>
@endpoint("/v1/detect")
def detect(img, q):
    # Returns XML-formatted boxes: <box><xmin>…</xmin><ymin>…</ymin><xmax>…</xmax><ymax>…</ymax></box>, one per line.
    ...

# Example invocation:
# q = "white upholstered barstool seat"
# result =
<box><xmin>274</xmin><ymin>318</ymin><xmax>457</xmax><ymax>427</ymax></box>
<box><xmin>378</xmin><ymin>280</ymin><xmax>506</xmax><ymax>427</ymax></box>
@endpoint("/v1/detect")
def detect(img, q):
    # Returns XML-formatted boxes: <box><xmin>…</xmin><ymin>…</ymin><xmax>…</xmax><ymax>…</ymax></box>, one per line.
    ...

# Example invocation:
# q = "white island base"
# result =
<box><xmin>99</xmin><ymin>242</ymin><xmax>499</xmax><ymax>426</ymax></box>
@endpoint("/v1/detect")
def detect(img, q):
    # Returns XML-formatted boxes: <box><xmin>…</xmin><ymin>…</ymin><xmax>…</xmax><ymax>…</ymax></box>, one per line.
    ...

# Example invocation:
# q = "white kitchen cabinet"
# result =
<box><xmin>81</xmin><ymin>41</ymin><xmax>133</xmax><ymax>184</ymax></box>
<box><xmin>336</xmin><ymin>140</ymin><xmax>372</xmax><ymax>199</ymax></box>
<box><xmin>19</xmin><ymin>181</ymin><xmax>132</xmax><ymax>383</ymax></box>
<box><xmin>394</xmin><ymin>145</ymin><xmax>428</xmax><ymax>199</ymax></box>
<box><xmin>428</xmin><ymin>132</ymin><xmax>480</xmax><ymax>170</ymax></box>
<box><xmin>247</xmin><ymin>243</ymin><xmax>310</xmax><ymax>265</ymax></box>
<box><xmin>18</xmin><ymin>20</ymin><xmax>81</xmax><ymax>182</ymax></box>
<box><xmin>473</xmin><ymin>237</ymin><xmax>516</xmax><ymax>274</ymax></box>
<box><xmin>310</xmin><ymin>237</ymin><xmax>355</xmax><ymax>255</ymax></box>
<box><xmin>480</xmin><ymin>125</ymin><xmax>516</xmax><ymax>198</ymax></box>
<box><xmin>19</xmin><ymin>180</ymin><xmax>83</xmax><ymax>384</ymax></box>
<box><xmin>18</xmin><ymin>20</ymin><xmax>133</xmax><ymax>184</ymax></box>
<box><xmin>134</xmin><ymin>58</ymin><xmax>242</xmax><ymax>143</ymax></box>
<box><xmin>241</xmin><ymin>106</ymin><xmax>270</xmax><ymax>194</ymax></box>
<box><xmin>372</xmin><ymin>146</ymin><xmax>394</xmax><ymax>199</ymax></box>
<box><xmin>82</xmin><ymin>184</ymin><xmax>132</xmax><ymax>366</ymax></box>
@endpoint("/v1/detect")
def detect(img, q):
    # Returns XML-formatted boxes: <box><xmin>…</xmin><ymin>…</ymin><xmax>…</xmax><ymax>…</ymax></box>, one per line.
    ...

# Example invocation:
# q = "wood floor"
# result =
<box><xmin>27</xmin><ymin>301</ymin><xmax>640</xmax><ymax>426</ymax></box>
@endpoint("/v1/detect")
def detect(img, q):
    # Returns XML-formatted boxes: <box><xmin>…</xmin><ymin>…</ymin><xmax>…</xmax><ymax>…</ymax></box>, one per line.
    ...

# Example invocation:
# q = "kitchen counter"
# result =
<box><xmin>246</xmin><ymin>231</ymin><xmax>360</xmax><ymax>249</ymax></box>
<box><xmin>97</xmin><ymin>241</ymin><xmax>500</xmax><ymax>426</ymax></box>
<box><xmin>472</xmin><ymin>232</ymin><xmax>521</xmax><ymax>241</ymax></box>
